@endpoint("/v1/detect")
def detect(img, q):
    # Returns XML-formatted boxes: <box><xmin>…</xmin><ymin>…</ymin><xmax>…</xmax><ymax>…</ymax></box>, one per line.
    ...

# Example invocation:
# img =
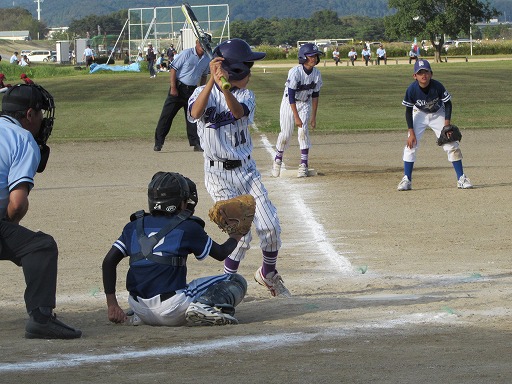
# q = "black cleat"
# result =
<box><xmin>25</xmin><ymin>314</ymin><xmax>82</xmax><ymax>339</ymax></box>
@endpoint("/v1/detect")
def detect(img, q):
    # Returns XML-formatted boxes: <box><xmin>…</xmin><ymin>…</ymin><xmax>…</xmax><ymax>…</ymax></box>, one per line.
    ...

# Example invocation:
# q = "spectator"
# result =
<box><xmin>332</xmin><ymin>47</ymin><xmax>340</xmax><ymax>66</ymax></box>
<box><xmin>409</xmin><ymin>46</ymin><xmax>419</xmax><ymax>64</ymax></box>
<box><xmin>156</xmin><ymin>53</ymin><xmax>168</xmax><ymax>72</ymax></box>
<box><xmin>83</xmin><ymin>45</ymin><xmax>95</xmax><ymax>68</ymax></box>
<box><xmin>166</xmin><ymin>44</ymin><xmax>176</xmax><ymax>62</ymax></box>
<box><xmin>124</xmin><ymin>51</ymin><xmax>130</xmax><ymax>64</ymax></box>
<box><xmin>0</xmin><ymin>73</ymin><xmax>11</xmax><ymax>89</ymax></box>
<box><xmin>136</xmin><ymin>52</ymin><xmax>144</xmax><ymax>62</ymax></box>
<box><xmin>146</xmin><ymin>43</ymin><xmax>157</xmax><ymax>78</ymax></box>
<box><xmin>348</xmin><ymin>47</ymin><xmax>357</xmax><ymax>66</ymax></box>
<box><xmin>376</xmin><ymin>44</ymin><xmax>387</xmax><ymax>65</ymax></box>
<box><xmin>19</xmin><ymin>55</ymin><xmax>30</xmax><ymax>67</ymax></box>
<box><xmin>362</xmin><ymin>46</ymin><xmax>371</xmax><ymax>66</ymax></box>
<box><xmin>10</xmin><ymin>52</ymin><xmax>19</xmax><ymax>65</ymax></box>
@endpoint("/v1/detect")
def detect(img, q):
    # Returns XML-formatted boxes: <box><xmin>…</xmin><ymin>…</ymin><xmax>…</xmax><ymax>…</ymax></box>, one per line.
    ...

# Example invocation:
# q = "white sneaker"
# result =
<box><xmin>457</xmin><ymin>174</ymin><xmax>473</xmax><ymax>189</ymax></box>
<box><xmin>254</xmin><ymin>267</ymin><xmax>292</xmax><ymax>298</ymax></box>
<box><xmin>185</xmin><ymin>302</ymin><xmax>238</xmax><ymax>326</ymax></box>
<box><xmin>272</xmin><ymin>159</ymin><xmax>282</xmax><ymax>177</ymax></box>
<box><xmin>297</xmin><ymin>163</ymin><xmax>308</xmax><ymax>178</ymax></box>
<box><xmin>397</xmin><ymin>175</ymin><xmax>412</xmax><ymax>191</ymax></box>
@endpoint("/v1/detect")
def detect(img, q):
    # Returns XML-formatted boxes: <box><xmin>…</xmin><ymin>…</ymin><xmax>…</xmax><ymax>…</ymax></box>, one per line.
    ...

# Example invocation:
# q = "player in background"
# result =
<box><xmin>188</xmin><ymin>38</ymin><xmax>291</xmax><ymax>298</ymax></box>
<box><xmin>397</xmin><ymin>59</ymin><xmax>473</xmax><ymax>191</ymax></box>
<box><xmin>348</xmin><ymin>47</ymin><xmax>357</xmax><ymax>65</ymax></box>
<box><xmin>272</xmin><ymin>43</ymin><xmax>324</xmax><ymax>178</ymax></box>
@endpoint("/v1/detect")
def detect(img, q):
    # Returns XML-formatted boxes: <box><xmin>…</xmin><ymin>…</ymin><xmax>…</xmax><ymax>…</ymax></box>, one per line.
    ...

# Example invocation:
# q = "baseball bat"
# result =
<box><xmin>181</xmin><ymin>2</ymin><xmax>230</xmax><ymax>90</ymax></box>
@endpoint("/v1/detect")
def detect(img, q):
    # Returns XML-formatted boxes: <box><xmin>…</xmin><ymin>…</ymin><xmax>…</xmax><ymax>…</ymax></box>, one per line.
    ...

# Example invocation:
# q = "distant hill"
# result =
<box><xmin>5</xmin><ymin>0</ymin><xmax>512</xmax><ymax>27</ymax></box>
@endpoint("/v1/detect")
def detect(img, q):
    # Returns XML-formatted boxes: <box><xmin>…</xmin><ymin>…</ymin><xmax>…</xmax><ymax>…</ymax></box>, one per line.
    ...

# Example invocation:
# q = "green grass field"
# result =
<box><xmin>1</xmin><ymin>60</ymin><xmax>510</xmax><ymax>142</ymax></box>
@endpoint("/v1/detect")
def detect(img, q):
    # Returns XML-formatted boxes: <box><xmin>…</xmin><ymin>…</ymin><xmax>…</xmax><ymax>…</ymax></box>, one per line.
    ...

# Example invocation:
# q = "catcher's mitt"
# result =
<box><xmin>437</xmin><ymin>124</ymin><xmax>462</xmax><ymax>146</ymax></box>
<box><xmin>208</xmin><ymin>194</ymin><xmax>256</xmax><ymax>236</ymax></box>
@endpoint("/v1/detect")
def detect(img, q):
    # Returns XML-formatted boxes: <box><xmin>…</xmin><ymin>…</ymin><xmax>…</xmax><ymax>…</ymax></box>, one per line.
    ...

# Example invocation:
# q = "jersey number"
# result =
<box><xmin>234</xmin><ymin>130</ymin><xmax>247</xmax><ymax>147</ymax></box>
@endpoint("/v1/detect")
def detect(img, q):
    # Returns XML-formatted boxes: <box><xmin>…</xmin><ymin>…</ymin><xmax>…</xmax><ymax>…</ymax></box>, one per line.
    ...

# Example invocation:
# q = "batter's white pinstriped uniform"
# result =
<box><xmin>188</xmin><ymin>84</ymin><xmax>281</xmax><ymax>265</ymax></box>
<box><xmin>276</xmin><ymin>65</ymin><xmax>323</xmax><ymax>153</ymax></box>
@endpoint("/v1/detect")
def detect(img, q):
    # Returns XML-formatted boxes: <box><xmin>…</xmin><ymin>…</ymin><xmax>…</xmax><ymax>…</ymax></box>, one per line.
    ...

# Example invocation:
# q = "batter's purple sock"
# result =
<box><xmin>452</xmin><ymin>160</ymin><xmax>464</xmax><ymax>179</ymax></box>
<box><xmin>261</xmin><ymin>251</ymin><xmax>278</xmax><ymax>276</ymax></box>
<box><xmin>300</xmin><ymin>149</ymin><xmax>309</xmax><ymax>166</ymax></box>
<box><xmin>224</xmin><ymin>258</ymin><xmax>240</xmax><ymax>274</ymax></box>
<box><xmin>404</xmin><ymin>161</ymin><xmax>414</xmax><ymax>179</ymax></box>
<box><xmin>275</xmin><ymin>150</ymin><xmax>283</xmax><ymax>162</ymax></box>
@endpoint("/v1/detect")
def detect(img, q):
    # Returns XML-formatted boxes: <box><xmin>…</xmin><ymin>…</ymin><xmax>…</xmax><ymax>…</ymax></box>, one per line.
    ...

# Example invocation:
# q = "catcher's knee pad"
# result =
<box><xmin>196</xmin><ymin>273</ymin><xmax>247</xmax><ymax>312</ymax></box>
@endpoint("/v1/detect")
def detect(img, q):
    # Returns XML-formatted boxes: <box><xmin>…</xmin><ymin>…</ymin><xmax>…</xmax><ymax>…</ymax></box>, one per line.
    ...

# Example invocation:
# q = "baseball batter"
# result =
<box><xmin>272</xmin><ymin>43</ymin><xmax>323</xmax><ymax>178</ymax></box>
<box><xmin>188</xmin><ymin>38</ymin><xmax>290</xmax><ymax>297</ymax></box>
<box><xmin>398</xmin><ymin>59</ymin><xmax>472</xmax><ymax>191</ymax></box>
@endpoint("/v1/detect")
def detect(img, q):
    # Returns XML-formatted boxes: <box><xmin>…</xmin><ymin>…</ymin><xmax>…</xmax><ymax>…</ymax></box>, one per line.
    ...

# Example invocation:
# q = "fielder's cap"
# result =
<box><xmin>414</xmin><ymin>59</ymin><xmax>432</xmax><ymax>74</ymax></box>
<box><xmin>2</xmin><ymin>84</ymin><xmax>45</xmax><ymax>112</ymax></box>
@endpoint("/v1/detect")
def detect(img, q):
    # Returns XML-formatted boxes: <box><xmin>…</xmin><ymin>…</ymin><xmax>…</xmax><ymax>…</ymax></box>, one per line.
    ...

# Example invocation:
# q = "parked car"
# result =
<box><xmin>27</xmin><ymin>50</ymin><xmax>54</xmax><ymax>62</ymax></box>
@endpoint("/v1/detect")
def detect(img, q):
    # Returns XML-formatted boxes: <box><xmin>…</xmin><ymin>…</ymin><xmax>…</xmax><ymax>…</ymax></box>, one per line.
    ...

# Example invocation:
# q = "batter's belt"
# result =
<box><xmin>209</xmin><ymin>156</ymin><xmax>251</xmax><ymax>170</ymax></box>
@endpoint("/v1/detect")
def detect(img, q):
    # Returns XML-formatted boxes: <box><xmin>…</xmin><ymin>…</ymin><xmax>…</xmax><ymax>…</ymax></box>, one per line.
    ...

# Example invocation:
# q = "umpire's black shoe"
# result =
<box><xmin>25</xmin><ymin>314</ymin><xmax>82</xmax><ymax>339</ymax></box>
<box><xmin>193</xmin><ymin>144</ymin><xmax>203</xmax><ymax>152</ymax></box>
<box><xmin>154</xmin><ymin>145</ymin><xmax>162</xmax><ymax>152</ymax></box>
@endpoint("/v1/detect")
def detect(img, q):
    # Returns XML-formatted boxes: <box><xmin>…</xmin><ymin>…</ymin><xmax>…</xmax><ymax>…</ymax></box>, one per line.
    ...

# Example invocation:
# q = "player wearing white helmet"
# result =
<box><xmin>272</xmin><ymin>43</ymin><xmax>324</xmax><ymax>178</ymax></box>
<box><xmin>188</xmin><ymin>38</ymin><xmax>291</xmax><ymax>297</ymax></box>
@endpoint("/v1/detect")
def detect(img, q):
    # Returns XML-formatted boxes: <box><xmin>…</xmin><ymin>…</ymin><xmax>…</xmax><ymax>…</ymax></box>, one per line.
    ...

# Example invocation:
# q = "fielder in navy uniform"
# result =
<box><xmin>102</xmin><ymin>172</ymin><xmax>248</xmax><ymax>326</ymax></box>
<box><xmin>188</xmin><ymin>39</ymin><xmax>291</xmax><ymax>298</ymax></box>
<box><xmin>397</xmin><ymin>59</ymin><xmax>472</xmax><ymax>191</ymax></box>
<box><xmin>0</xmin><ymin>84</ymin><xmax>82</xmax><ymax>339</ymax></box>
<box><xmin>272</xmin><ymin>43</ymin><xmax>323</xmax><ymax>178</ymax></box>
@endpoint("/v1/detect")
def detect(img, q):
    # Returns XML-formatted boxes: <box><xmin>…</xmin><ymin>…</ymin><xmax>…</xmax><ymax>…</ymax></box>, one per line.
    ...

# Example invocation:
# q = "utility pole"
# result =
<box><xmin>34</xmin><ymin>0</ymin><xmax>43</xmax><ymax>21</ymax></box>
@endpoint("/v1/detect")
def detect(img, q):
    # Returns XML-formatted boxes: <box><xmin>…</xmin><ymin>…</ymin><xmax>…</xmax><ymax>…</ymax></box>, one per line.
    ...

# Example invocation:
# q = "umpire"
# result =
<box><xmin>0</xmin><ymin>84</ymin><xmax>82</xmax><ymax>339</ymax></box>
<box><xmin>153</xmin><ymin>39</ymin><xmax>210</xmax><ymax>152</ymax></box>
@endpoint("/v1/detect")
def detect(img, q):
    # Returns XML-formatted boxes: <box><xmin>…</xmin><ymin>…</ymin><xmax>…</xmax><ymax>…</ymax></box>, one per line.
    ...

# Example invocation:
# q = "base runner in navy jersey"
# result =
<box><xmin>272</xmin><ymin>43</ymin><xmax>324</xmax><ymax>178</ymax></box>
<box><xmin>102</xmin><ymin>172</ymin><xmax>248</xmax><ymax>326</ymax></box>
<box><xmin>397</xmin><ymin>59</ymin><xmax>472</xmax><ymax>191</ymax></box>
<box><xmin>188</xmin><ymin>38</ymin><xmax>291</xmax><ymax>298</ymax></box>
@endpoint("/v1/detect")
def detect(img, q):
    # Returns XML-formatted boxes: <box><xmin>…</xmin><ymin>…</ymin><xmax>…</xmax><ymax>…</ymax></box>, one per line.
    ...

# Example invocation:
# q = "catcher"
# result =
<box><xmin>397</xmin><ymin>59</ymin><xmax>473</xmax><ymax>191</ymax></box>
<box><xmin>102</xmin><ymin>171</ymin><xmax>251</xmax><ymax>326</ymax></box>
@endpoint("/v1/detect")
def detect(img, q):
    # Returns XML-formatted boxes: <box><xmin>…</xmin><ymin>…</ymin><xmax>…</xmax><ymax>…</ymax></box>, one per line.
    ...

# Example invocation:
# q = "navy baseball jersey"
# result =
<box><xmin>402</xmin><ymin>79</ymin><xmax>451</xmax><ymax>113</ymax></box>
<box><xmin>113</xmin><ymin>215</ymin><xmax>212</xmax><ymax>298</ymax></box>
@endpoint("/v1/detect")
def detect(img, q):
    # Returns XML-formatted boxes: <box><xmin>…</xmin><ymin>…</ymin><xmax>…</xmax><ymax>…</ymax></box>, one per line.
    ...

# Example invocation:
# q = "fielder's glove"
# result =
<box><xmin>208</xmin><ymin>194</ymin><xmax>256</xmax><ymax>236</ymax></box>
<box><xmin>437</xmin><ymin>124</ymin><xmax>462</xmax><ymax>146</ymax></box>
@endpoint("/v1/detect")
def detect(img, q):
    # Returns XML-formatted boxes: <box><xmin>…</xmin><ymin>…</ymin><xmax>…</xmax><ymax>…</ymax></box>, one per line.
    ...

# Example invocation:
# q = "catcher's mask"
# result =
<box><xmin>1</xmin><ymin>83</ymin><xmax>55</xmax><ymax>146</ymax></box>
<box><xmin>298</xmin><ymin>43</ymin><xmax>324</xmax><ymax>65</ymax></box>
<box><xmin>213</xmin><ymin>38</ymin><xmax>266</xmax><ymax>81</ymax></box>
<box><xmin>1</xmin><ymin>83</ymin><xmax>55</xmax><ymax>172</ymax></box>
<box><xmin>183</xmin><ymin>176</ymin><xmax>198</xmax><ymax>212</ymax></box>
<box><xmin>148</xmin><ymin>172</ymin><xmax>190</xmax><ymax>215</ymax></box>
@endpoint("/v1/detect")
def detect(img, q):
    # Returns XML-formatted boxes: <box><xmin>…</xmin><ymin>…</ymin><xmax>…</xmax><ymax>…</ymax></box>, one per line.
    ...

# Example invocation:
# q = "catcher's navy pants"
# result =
<box><xmin>0</xmin><ymin>220</ymin><xmax>58</xmax><ymax>313</ymax></box>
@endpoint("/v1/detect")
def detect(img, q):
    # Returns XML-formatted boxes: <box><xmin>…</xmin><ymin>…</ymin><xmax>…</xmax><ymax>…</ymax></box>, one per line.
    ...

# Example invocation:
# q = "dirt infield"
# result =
<box><xmin>1</xmin><ymin>129</ymin><xmax>511</xmax><ymax>383</ymax></box>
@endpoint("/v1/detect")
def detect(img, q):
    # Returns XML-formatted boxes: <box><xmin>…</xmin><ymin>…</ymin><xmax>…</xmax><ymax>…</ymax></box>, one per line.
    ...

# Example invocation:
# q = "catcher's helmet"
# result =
<box><xmin>148</xmin><ymin>172</ymin><xmax>190</xmax><ymax>215</ymax></box>
<box><xmin>298</xmin><ymin>43</ymin><xmax>324</xmax><ymax>65</ymax></box>
<box><xmin>213</xmin><ymin>38</ymin><xmax>266</xmax><ymax>81</ymax></box>
<box><xmin>1</xmin><ymin>83</ymin><xmax>55</xmax><ymax>145</ymax></box>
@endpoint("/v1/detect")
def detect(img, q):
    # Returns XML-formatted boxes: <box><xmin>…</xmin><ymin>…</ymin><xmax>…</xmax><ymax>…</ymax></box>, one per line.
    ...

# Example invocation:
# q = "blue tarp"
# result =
<box><xmin>89</xmin><ymin>62</ymin><xmax>140</xmax><ymax>74</ymax></box>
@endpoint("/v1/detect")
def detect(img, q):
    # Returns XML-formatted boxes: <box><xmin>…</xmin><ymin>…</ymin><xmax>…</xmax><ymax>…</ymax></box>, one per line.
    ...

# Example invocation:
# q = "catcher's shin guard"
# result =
<box><xmin>196</xmin><ymin>273</ymin><xmax>247</xmax><ymax>315</ymax></box>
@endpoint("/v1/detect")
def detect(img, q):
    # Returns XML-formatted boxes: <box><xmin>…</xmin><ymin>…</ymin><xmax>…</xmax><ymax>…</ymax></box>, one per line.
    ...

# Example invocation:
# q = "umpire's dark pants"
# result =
<box><xmin>0</xmin><ymin>220</ymin><xmax>58</xmax><ymax>314</ymax></box>
<box><xmin>154</xmin><ymin>83</ymin><xmax>199</xmax><ymax>148</ymax></box>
